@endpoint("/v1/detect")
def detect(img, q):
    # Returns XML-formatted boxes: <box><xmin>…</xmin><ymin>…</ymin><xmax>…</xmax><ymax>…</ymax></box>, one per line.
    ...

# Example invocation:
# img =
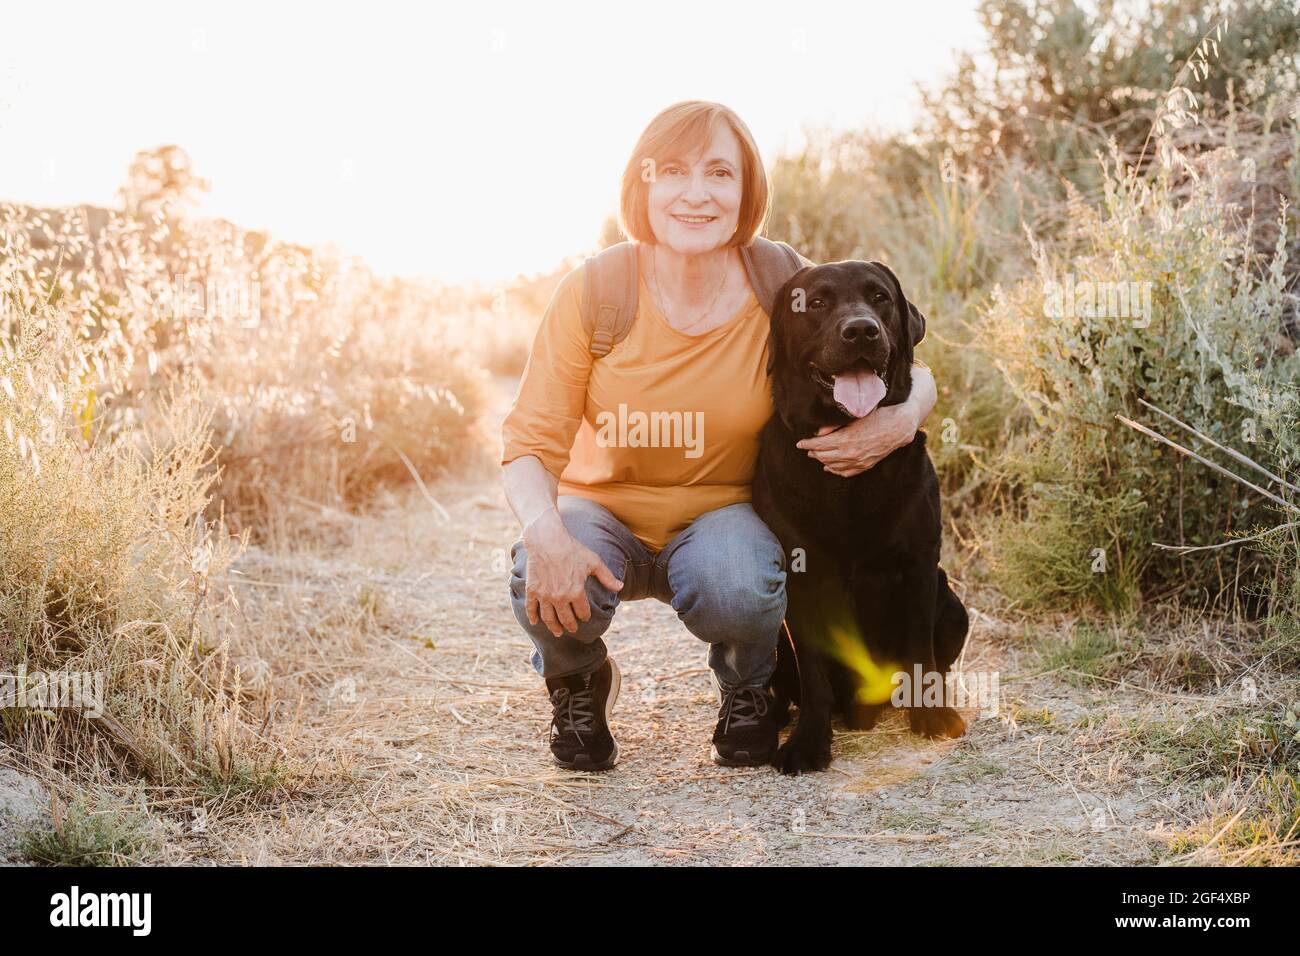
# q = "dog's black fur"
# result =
<box><xmin>753</xmin><ymin>260</ymin><xmax>969</xmax><ymax>775</ymax></box>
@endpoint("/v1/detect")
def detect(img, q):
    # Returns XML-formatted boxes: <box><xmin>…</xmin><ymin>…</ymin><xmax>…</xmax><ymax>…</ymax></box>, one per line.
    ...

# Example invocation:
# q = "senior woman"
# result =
<box><xmin>501</xmin><ymin>101</ymin><xmax>937</xmax><ymax>771</ymax></box>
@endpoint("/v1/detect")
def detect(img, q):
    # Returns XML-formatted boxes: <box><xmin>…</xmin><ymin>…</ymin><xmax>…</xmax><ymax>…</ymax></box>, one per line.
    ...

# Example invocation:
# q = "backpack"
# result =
<box><xmin>580</xmin><ymin>237</ymin><xmax>806</xmax><ymax>358</ymax></box>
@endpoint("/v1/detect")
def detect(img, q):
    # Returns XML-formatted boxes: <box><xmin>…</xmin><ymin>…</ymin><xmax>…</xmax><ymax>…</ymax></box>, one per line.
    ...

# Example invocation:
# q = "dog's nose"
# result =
<box><xmin>841</xmin><ymin>316</ymin><xmax>881</xmax><ymax>342</ymax></box>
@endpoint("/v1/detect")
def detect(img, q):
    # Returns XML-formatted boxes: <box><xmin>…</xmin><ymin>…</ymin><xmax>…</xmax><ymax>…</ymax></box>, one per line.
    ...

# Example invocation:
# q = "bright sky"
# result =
<box><xmin>0</xmin><ymin>1</ymin><xmax>984</xmax><ymax>283</ymax></box>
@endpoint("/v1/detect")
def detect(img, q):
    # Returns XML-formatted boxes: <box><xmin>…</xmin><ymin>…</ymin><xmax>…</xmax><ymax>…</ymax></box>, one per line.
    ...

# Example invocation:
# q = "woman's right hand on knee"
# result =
<box><xmin>522</xmin><ymin>508</ymin><xmax>624</xmax><ymax>637</ymax></box>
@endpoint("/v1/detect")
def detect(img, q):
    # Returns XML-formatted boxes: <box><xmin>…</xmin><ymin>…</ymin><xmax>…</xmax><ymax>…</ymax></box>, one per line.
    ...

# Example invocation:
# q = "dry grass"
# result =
<box><xmin>0</xmin><ymin>192</ymin><xmax>491</xmax><ymax>855</ymax></box>
<box><xmin>0</xmin><ymin>309</ymin><xmax>286</xmax><ymax>787</ymax></box>
<box><xmin>1</xmin><ymin>201</ymin><xmax>486</xmax><ymax>540</ymax></box>
<box><xmin>1018</xmin><ymin>607</ymin><xmax>1300</xmax><ymax>866</ymax></box>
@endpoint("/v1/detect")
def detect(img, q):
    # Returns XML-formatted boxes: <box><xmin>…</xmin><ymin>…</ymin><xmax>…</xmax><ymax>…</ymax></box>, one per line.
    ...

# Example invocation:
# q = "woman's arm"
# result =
<box><xmin>503</xmin><ymin>452</ymin><xmax>562</xmax><ymax>530</ymax></box>
<box><xmin>503</xmin><ymin>455</ymin><xmax>624</xmax><ymax>639</ymax></box>
<box><xmin>501</xmin><ymin>267</ymin><xmax>624</xmax><ymax>638</ymax></box>
<box><xmin>795</xmin><ymin>363</ymin><xmax>938</xmax><ymax>477</ymax></box>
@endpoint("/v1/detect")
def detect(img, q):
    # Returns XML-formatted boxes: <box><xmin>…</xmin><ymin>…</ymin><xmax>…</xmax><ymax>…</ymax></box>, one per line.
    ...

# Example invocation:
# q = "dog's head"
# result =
<box><xmin>766</xmin><ymin>260</ymin><xmax>926</xmax><ymax>435</ymax></box>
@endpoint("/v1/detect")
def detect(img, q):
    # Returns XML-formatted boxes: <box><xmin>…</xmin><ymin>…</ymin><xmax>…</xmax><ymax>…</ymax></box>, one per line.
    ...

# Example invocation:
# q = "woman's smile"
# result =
<box><xmin>672</xmin><ymin>214</ymin><xmax>718</xmax><ymax>225</ymax></box>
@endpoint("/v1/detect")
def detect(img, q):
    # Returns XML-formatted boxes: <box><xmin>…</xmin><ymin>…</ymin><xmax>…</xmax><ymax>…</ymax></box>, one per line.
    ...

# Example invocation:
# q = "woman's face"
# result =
<box><xmin>646</xmin><ymin>122</ymin><xmax>744</xmax><ymax>256</ymax></box>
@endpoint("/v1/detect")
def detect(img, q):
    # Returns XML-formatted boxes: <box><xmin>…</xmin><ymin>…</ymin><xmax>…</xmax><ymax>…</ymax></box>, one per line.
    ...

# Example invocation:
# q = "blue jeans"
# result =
<box><xmin>509</xmin><ymin>496</ymin><xmax>787</xmax><ymax>689</ymax></box>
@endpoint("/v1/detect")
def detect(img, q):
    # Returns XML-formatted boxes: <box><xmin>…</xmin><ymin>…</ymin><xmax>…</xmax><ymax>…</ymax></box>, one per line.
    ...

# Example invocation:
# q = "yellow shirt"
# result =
<box><xmin>501</xmin><ymin>256</ymin><xmax>775</xmax><ymax>552</ymax></box>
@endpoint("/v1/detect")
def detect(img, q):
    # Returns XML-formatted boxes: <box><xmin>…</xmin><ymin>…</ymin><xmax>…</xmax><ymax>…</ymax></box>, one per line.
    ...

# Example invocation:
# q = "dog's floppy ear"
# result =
<box><xmin>766</xmin><ymin>265</ymin><xmax>814</xmax><ymax>376</ymax></box>
<box><xmin>869</xmin><ymin>260</ymin><xmax>925</xmax><ymax>347</ymax></box>
<box><xmin>907</xmin><ymin>301</ymin><xmax>926</xmax><ymax>347</ymax></box>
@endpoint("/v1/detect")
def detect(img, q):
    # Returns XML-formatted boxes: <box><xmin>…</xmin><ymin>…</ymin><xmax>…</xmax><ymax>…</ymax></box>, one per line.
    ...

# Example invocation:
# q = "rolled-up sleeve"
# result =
<box><xmin>500</xmin><ymin>265</ymin><xmax>591</xmax><ymax>478</ymax></box>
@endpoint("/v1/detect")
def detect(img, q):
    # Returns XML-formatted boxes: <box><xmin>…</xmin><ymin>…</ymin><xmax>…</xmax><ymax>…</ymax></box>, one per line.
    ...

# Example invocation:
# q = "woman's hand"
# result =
<box><xmin>796</xmin><ymin>365</ymin><xmax>938</xmax><ymax>477</ymax></box>
<box><xmin>522</xmin><ymin>507</ymin><xmax>624</xmax><ymax>638</ymax></box>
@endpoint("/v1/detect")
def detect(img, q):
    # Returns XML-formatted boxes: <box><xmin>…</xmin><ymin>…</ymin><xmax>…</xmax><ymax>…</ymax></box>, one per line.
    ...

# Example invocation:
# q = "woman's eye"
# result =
<box><xmin>710</xmin><ymin>168</ymin><xmax>732</xmax><ymax>178</ymax></box>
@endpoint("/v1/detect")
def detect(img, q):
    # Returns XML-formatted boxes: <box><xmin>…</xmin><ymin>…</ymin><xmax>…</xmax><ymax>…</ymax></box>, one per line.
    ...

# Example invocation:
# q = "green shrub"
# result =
<box><xmin>20</xmin><ymin>796</ymin><xmax>156</xmax><ymax>866</ymax></box>
<box><xmin>981</xmin><ymin>140</ymin><xmax>1299</xmax><ymax>610</ymax></box>
<box><xmin>1243</xmin><ymin>378</ymin><xmax>1300</xmax><ymax>657</ymax></box>
<box><xmin>918</xmin><ymin>0</ymin><xmax>1300</xmax><ymax>190</ymax></box>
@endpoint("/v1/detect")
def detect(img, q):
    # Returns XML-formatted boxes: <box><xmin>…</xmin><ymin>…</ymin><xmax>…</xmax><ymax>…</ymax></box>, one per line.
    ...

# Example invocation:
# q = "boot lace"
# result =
<box><xmin>550</xmin><ymin>681</ymin><xmax>596</xmax><ymax>744</ymax></box>
<box><xmin>719</xmin><ymin>685</ymin><xmax>769</xmax><ymax>734</ymax></box>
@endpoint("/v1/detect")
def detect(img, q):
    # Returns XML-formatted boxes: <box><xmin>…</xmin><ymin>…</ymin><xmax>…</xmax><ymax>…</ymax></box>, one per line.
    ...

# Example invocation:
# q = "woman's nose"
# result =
<box><xmin>682</xmin><ymin>171</ymin><xmax>711</xmax><ymax>203</ymax></box>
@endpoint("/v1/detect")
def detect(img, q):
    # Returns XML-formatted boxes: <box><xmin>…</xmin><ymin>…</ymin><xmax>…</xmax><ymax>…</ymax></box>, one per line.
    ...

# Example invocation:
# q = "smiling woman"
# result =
<box><xmin>499</xmin><ymin>100</ymin><xmax>938</xmax><ymax>773</ymax></box>
<box><xmin>623</xmin><ymin>104</ymin><xmax>770</xmax><ymax>337</ymax></box>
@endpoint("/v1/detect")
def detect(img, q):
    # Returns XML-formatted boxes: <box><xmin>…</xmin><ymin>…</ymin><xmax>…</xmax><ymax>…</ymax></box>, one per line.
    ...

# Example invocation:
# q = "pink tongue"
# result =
<box><xmin>832</xmin><ymin>368</ymin><xmax>887</xmax><ymax>417</ymax></box>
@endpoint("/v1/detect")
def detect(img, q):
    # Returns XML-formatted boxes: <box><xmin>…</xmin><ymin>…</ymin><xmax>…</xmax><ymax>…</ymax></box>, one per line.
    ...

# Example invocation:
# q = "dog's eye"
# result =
<box><xmin>872</xmin><ymin>290</ymin><xmax>889</xmax><ymax>304</ymax></box>
<box><xmin>808</xmin><ymin>298</ymin><xmax>826</xmax><ymax>310</ymax></box>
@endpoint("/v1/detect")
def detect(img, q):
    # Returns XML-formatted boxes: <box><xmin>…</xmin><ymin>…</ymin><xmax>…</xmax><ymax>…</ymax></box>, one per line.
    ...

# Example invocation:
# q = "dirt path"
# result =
<box><xmin>197</xmin><ymin>375</ymin><xmax>1219</xmax><ymax>866</ymax></box>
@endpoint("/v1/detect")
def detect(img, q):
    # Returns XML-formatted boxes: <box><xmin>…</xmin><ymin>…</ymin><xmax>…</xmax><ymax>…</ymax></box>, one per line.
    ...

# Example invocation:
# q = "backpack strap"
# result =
<box><xmin>582</xmin><ymin>241</ymin><xmax>639</xmax><ymax>359</ymax></box>
<box><xmin>739</xmin><ymin>237</ymin><xmax>806</xmax><ymax>317</ymax></box>
<box><xmin>582</xmin><ymin>237</ymin><xmax>807</xmax><ymax>359</ymax></box>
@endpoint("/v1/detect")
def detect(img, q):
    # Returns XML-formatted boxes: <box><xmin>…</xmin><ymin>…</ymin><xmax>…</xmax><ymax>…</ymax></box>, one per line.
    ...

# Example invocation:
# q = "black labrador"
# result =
<box><xmin>753</xmin><ymin>260</ymin><xmax>969</xmax><ymax>775</ymax></box>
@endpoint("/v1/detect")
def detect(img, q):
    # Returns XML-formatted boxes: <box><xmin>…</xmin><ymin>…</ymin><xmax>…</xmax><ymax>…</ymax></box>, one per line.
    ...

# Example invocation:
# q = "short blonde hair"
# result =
<box><xmin>618</xmin><ymin>101</ymin><xmax>770</xmax><ymax>248</ymax></box>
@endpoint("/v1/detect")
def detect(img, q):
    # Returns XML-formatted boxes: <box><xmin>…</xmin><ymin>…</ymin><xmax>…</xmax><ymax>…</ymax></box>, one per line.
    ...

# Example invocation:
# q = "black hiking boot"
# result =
<box><xmin>710</xmin><ymin>674</ymin><xmax>778</xmax><ymax>767</ymax></box>
<box><xmin>545</xmin><ymin>658</ymin><xmax>620</xmax><ymax>771</ymax></box>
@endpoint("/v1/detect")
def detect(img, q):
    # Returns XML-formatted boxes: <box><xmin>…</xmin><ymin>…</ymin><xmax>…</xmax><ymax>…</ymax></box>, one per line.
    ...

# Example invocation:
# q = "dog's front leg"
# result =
<box><xmin>773</xmin><ymin>636</ymin><xmax>834</xmax><ymax>775</ymax></box>
<box><xmin>900</xmin><ymin>563</ymin><xmax>966</xmax><ymax>739</ymax></box>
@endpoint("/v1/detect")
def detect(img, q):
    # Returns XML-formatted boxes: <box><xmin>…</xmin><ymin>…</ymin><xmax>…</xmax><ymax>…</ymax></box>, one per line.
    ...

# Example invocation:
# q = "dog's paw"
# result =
<box><xmin>907</xmin><ymin>706</ymin><xmax>967</xmax><ymax>739</ymax></box>
<box><xmin>773</xmin><ymin>731</ymin><xmax>832</xmax><ymax>775</ymax></box>
<box><xmin>846</xmin><ymin>702</ymin><xmax>885</xmax><ymax>731</ymax></box>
